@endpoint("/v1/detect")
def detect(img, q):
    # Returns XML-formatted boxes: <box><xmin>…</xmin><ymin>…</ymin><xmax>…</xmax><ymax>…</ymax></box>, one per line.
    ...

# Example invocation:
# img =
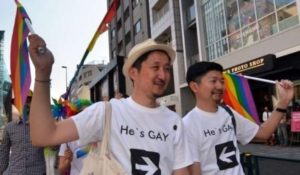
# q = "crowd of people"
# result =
<box><xmin>0</xmin><ymin>35</ymin><xmax>295</xmax><ymax>175</ymax></box>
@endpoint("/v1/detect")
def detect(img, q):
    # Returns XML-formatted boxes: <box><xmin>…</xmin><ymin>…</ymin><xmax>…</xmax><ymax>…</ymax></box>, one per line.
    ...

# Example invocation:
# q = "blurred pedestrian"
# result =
<box><xmin>0</xmin><ymin>91</ymin><xmax>46</xmax><ymax>175</ymax></box>
<box><xmin>277</xmin><ymin>114</ymin><xmax>288</xmax><ymax>146</ymax></box>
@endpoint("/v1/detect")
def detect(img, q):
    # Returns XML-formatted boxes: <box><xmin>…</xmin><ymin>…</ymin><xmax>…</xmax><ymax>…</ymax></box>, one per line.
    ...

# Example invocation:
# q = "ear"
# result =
<box><xmin>189</xmin><ymin>81</ymin><xmax>199</xmax><ymax>94</ymax></box>
<box><xmin>128</xmin><ymin>67</ymin><xmax>138</xmax><ymax>80</ymax></box>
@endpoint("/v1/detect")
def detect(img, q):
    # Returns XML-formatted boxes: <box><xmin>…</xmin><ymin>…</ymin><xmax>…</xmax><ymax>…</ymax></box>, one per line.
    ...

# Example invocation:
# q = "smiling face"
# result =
<box><xmin>129</xmin><ymin>51</ymin><xmax>171</xmax><ymax>99</ymax></box>
<box><xmin>190</xmin><ymin>70</ymin><xmax>225</xmax><ymax>104</ymax></box>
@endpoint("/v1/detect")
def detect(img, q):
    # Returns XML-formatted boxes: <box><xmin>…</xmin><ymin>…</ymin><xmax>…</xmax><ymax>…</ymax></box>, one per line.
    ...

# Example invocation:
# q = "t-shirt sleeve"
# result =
<box><xmin>173</xmin><ymin>118</ymin><xmax>193</xmax><ymax>170</ymax></box>
<box><xmin>72</xmin><ymin>102</ymin><xmax>106</xmax><ymax>146</ymax></box>
<box><xmin>233</xmin><ymin>110</ymin><xmax>259</xmax><ymax>145</ymax></box>
<box><xmin>183</xmin><ymin>114</ymin><xmax>200</xmax><ymax>163</ymax></box>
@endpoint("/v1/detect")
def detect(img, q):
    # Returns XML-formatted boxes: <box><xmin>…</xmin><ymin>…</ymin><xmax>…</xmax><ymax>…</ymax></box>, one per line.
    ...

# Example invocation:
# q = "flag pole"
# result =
<box><xmin>237</xmin><ymin>74</ymin><xmax>276</xmax><ymax>84</ymax></box>
<box><xmin>24</xmin><ymin>18</ymin><xmax>45</xmax><ymax>54</ymax></box>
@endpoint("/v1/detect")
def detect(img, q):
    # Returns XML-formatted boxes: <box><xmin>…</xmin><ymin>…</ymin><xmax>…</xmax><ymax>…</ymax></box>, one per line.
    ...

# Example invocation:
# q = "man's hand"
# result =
<box><xmin>28</xmin><ymin>34</ymin><xmax>54</xmax><ymax>80</ymax></box>
<box><xmin>276</xmin><ymin>80</ymin><xmax>294</xmax><ymax>109</ymax></box>
<box><xmin>64</xmin><ymin>147</ymin><xmax>73</xmax><ymax>162</ymax></box>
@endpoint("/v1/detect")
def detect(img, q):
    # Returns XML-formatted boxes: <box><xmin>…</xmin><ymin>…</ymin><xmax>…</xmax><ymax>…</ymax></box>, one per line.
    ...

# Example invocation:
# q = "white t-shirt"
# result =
<box><xmin>58</xmin><ymin>141</ymin><xmax>88</xmax><ymax>175</ymax></box>
<box><xmin>72</xmin><ymin>97</ymin><xmax>192</xmax><ymax>174</ymax></box>
<box><xmin>183</xmin><ymin>106</ymin><xmax>259</xmax><ymax>175</ymax></box>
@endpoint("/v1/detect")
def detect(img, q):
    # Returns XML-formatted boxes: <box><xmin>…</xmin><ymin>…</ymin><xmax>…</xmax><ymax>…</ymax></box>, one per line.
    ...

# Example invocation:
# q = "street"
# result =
<box><xmin>239</xmin><ymin>143</ymin><xmax>300</xmax><ymax>175</ymax></box>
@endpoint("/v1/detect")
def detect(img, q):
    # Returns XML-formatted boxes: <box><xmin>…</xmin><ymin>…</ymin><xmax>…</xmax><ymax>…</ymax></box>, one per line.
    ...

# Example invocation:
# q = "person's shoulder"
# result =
<box><xmin>183</xmin><ymin>107</ymin><xmax>198</xmax><ymax>122</ymax></box>
<box><xmin>5</xmin><ymin>120</ymin><xmax>18</xmax><ymax>127</ymax></box>
<box><xmin>83</xmin><ymin>101</ymin><xmax>105</xmax><ymax>111</ymax></box>
<box><xmin>2</xmin><ymin>121</ymin><xmax>18</xmax><ymax>132</ymax></box>
<box><xmin>110</xmin><ymin>97</ymin><xmax>126</xmax><ymax>105</ymax></box>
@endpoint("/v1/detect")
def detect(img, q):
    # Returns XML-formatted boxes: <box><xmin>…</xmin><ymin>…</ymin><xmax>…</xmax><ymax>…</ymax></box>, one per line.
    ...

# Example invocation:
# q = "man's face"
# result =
<box><xmin>192</xmin><ymin>70</ymin><xmax>224</xmax><ymax>103</ymax></box>
<box><xmin>130</xmin><ymin>51</ymin><xmax>171</xmax><ymax>98</ymax></box>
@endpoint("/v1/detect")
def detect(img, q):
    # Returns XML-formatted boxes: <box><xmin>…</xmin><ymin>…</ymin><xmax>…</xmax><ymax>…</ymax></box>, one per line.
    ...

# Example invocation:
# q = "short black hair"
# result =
<box><xmin>186</xmin><ymin>61</ymin><xmax>223</xmax><ymax>83</ymax></box>
<box><xmin>131</xmin><ymin>50</ymin><xmax>170</xmax><ymax>71</ymax></box>
<box><xmin>131</xmin><ymin>51</ymin><xmax>152</xmax><ymax>71</ymax></box>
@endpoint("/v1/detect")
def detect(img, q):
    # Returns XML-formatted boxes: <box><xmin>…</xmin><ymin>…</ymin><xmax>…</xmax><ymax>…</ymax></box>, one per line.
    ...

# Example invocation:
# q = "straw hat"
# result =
<box><xmin>122</xmin><ymin>39</ymin><xmax>176</xmax><ymax>78</ymax></box>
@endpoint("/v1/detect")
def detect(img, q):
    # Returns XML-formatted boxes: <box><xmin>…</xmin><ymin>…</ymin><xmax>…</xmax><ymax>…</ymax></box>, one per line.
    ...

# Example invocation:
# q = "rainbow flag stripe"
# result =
<box><xmin>75</xmin><ymin>145</ymin><xmax>91</xmax><ymax>158</ymax></box>
<box><xmin>11</xmin><ymin>0</ymin><xmax>31</xmax><ymax>120</ymax></box>
<box><xmin>223</xmin><ymin>72</ymin><xmax>260</xmax><ymax>124</ymax></box>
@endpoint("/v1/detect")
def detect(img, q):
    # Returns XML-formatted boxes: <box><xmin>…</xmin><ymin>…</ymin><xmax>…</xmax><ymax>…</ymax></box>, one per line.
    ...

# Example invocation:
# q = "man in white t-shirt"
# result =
<box><xmin>183</xmin><ymin>62</ymin><xmax>294</xmax><ymax>175</ymax></box>
<box><xmin>28</xmin><ymin>35</ymin><xmax>192</xmax><ymax>175</ymax></box>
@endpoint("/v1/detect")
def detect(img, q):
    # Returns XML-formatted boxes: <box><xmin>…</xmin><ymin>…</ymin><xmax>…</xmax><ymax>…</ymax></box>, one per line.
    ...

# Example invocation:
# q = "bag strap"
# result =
<box><xmin>99</xmin><ymin>102</ymin><xmax>112</xmax><ymax>157</ymax></box>
<box><xmin>219</xmin><ymin>104</ymin><xmax>236</xmax><ymax>134</ymax></box>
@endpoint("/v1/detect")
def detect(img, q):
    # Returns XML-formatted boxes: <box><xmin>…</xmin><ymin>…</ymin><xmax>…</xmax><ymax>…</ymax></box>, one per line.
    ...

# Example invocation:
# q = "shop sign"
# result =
<box><xmin>291</xmin><ymin>112</ymin><xmax>300</xmax><ymax>132</ymax></box>
<box><xmin>224</xmin><ymin>54</ymin><xmax>275</xmax><ymax>75</ymax></box>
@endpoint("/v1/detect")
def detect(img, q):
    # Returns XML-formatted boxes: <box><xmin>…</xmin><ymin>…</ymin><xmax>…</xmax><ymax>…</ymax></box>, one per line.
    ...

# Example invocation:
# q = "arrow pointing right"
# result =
<box><xmin>135</xmin><ymin>157</ymin><xmax>158</xmax><ymax>175</ymax></box>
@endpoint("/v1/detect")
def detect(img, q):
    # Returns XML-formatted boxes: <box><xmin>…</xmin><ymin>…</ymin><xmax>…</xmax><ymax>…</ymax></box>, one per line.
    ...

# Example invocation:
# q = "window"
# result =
<box><xmin>238</xmin><ymin>0</ymin><xmax>255</xmax><ymax>27</ymax></box>
<box><xmin>275</xmin><ymin>0</ymin><xmax>293</xmax><ymax>8</ymax></box>
<box><xmin>187</xmin><ymin>3</ymin><xmax>196</xmax><ymax>25</ymax></box>
<box><xmin>83</xmin><ymin>70</ymin><xmax>92</xmax><ymax>78</ymax></box>
<box><xmin>112</xmin><ymin>49</ymin><xmax>117</xmax><ymax>58</ymax></box>
<box><xmin>124</xmin><ymin>7</ymin><xmax>129</xmax><ymax>21</ymax></box>
<box><xmin>226</xmin><ymin>0</ymin><xmax>240</xmax><ymax>34</ymax></box>
<box><xmin>111</xmin><ymin>28</ymin><xmax>116</xmax><ymax>38</ymax></box>
<box><xmin>277</xmin><ymin>2</ymin><xmax>299</xmax><ymax>31</ymax></box>
<box><xmin>242</xmin><ymin>23</ymin><xmax>258</xmax><ymax>46</ymax></box>
<box><xmin>255</xmin><ymin>0</ymin><xmax>274</xmax><ymax>19</ymax></box>
<box><xmin>229</xmin><ymin>31</ymin><xmax>242</xmax><ymax>51</ymax></box>
<box><xmin>152</xmin><ymin>0</ymin><xmax>169</xmax><ymax>24</ymax></box>
<box><xmin>133</xmin><ymin>0</ymin><xmax>140</xmax><ymax>8</ymax></box>
<box><xmin>118</xmin><ymin>41</ymin><xmax>123</xmax><ymax>52</ymax></box>
<box><xmin>202</xmin><ymin>0</ymin><xmax>299</xmax><ymax>60</ymax></box>
<box><xmin>134</xmin><ymin>20</ymin><xmax>141</xmax><ymax>34</ymax></box>
<box><xmin>125</xmin><ymin>32</ymin><xmax>131</xmax><ymax>45</ymax></box>
<box><xmin>258</xmin><ymin>14</ymin><xmax>277</xmax><ymax>39</ymax></box>
<box><xmin>117</xmin><ymin>19</ymin><xmax>122</xmax><ymax>30</ymax></box>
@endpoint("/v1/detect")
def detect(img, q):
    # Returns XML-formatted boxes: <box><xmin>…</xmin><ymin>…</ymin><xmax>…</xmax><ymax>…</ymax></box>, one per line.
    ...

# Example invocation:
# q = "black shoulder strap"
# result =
<box><xmin>219</xmin><ymin>104</ymin><xmax>236</xmax><ymax>134</ymax></box>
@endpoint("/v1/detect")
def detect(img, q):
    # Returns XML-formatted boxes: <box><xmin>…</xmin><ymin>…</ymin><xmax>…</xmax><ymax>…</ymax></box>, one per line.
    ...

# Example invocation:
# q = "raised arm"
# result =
<box><xmin>28</xmin><ymin>34</ymin><xmax>78</xmax><ymax>146</ymax></box>
<box><xmin>255</xmin><ymin>80</ymin><xmax>294</xmax><ymax>140</ymax></box>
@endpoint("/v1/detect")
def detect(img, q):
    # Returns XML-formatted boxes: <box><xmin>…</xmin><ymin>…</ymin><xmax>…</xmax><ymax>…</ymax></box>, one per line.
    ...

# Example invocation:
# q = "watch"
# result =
<box><xmin>275</xmin><ymin>107</ymin><xmax>287</xmax><ymax>114</ymax></box>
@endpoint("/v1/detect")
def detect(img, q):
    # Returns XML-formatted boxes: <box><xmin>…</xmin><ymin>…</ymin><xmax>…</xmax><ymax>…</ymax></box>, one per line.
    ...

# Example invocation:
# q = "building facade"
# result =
<box><xmin>103</xmin><ymin>0</ymin><xmax>152</xmax><ymax>98</ymax></box>
<box><xmin>179</xmin><ymin>0</ymin><xmax>300</xmax><ymax>118</ymax></box>
<box><xmin>69</xmin><ymin>63</ymin><xmax>106</xmax><ymax>101</ymax></box>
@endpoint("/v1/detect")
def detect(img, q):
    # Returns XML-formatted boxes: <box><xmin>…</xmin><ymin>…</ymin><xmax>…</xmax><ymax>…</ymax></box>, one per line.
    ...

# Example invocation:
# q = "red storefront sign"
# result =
<box><xmin>291</xmin><ymin>112</ymin><xmax>300</xmax><ymax>132</ymax></box>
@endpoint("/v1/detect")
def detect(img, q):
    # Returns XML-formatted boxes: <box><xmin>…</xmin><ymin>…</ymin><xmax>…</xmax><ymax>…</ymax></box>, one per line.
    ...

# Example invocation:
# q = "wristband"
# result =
<box><xmin>35</xmin><ymin>78</ymin><xmax>51</xmax><ymax>83</ymax></box>
<box><xmin>275</xmin><ymin>108</ymin><xmax>287</xmax><ymax>114</ymax></box>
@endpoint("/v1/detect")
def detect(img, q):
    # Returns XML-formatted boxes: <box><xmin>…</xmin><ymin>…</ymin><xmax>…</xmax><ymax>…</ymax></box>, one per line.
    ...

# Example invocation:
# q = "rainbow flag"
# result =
<box><xmin>223</xmin><ymin>72</ymin><xmax>260</xmax><ymax>124</ymax></box>
<box><xmin>66</xmin><ymin>0</ymin><xmax>119</xmax><ymax>99</ymax></box>
<box><xmin>10</xmin><ymin>0</ymin><xmax>31</xmax><ymax>120</ymax></box>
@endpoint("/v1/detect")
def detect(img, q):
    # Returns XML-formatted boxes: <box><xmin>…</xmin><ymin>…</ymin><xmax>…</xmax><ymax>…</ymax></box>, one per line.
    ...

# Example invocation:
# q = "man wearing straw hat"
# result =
<box><xmin>183</xmin><ymin>61</ymin><xmax>294</xmax><ymax>175</ymax></box>
<box><xmin>28</xmin><ymin>35</ymin><xmax>192</xmax><ymax>174</ymax></box>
